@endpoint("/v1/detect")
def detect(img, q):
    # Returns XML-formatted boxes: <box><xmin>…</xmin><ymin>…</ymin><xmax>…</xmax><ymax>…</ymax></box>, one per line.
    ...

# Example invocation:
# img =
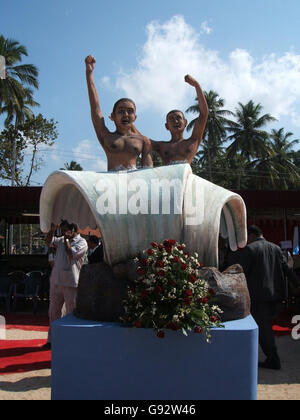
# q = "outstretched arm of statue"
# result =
<box><xmin>185</xmin><ymin>75</ymin><xmax>208</xmax><ymax>146</ymax></box>
<box><xmin>85</xmin><ymin>55</ymin><xmax>110</xmax><ymax>146</ymax></box>
<box><xmin>141</xmin><ymin>138</ymin><xmax>154</xmax><ymax>168</ymax></box>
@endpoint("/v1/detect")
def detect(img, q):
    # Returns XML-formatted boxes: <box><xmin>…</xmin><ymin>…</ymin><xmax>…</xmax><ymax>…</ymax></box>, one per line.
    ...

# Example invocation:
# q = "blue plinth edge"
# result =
<box><xmin>51</xmin><ymin>314</ymin><xmax>258</xmax><ymax>400</ymax></box>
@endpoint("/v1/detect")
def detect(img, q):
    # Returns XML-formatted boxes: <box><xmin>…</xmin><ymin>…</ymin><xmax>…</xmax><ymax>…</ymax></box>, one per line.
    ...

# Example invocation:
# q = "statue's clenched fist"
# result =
<box><xmin>184</xmin><ymin>74</ymin><xmax>199</xmax><ymax>88</ymax></box>
<box><xmin>85</xmin><ymin>55</ymin><xmax>96</xmax><ymax>73</ymax></box>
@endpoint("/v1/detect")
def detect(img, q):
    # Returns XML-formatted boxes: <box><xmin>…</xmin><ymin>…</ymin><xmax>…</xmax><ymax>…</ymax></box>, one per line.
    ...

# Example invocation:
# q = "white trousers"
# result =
<box><xmin>48</xmin><ymin>283</ymin><xmax>77</xmax><ymax>343</ymax></box>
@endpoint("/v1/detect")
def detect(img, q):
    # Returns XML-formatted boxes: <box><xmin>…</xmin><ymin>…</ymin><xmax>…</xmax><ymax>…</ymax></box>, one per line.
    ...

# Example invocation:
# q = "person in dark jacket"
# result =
<box><xmin>229</xmin><ymin>225</ymin><xmax>300</xmax><ymax>370</ymax></box>
<box><xmin>87</xmin><ymin>235</ymin><xmax>104</xmax><ymax>264</ymax></box>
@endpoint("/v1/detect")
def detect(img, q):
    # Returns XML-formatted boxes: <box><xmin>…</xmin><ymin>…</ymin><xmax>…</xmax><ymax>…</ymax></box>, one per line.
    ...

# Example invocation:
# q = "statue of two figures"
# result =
<box><xmin>40</xmin><ymin>57</ymin><xmax>251</xmax><ymax>323</ymax></box>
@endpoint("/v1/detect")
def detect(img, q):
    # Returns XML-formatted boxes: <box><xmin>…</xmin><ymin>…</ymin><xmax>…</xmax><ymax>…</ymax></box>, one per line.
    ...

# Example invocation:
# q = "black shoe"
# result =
<box><xmin>258</xmin><ymin>358</ymin><xmax>281</xmax><ymax>370</ymax></box>
<box><xmin>41</xmin><ymin>343</ymin><xmax>51</xmax><ymax>351</ymax></box>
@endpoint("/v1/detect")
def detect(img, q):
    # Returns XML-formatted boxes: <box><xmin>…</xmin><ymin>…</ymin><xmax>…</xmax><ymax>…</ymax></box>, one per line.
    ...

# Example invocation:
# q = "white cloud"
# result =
<box><xmin>200</xmin><ymin>21</ymin><xmax>212</xmax><ymax>35</ymax></box>
<box><xmin>101</xmin><ymin>76</ymin><xmax>112</xmax><ymax>89</ymax></box>
<box><xmin>111</xmin><ymin>15</ymin><xmax>300</xmax><ymax>125</ymax></box>
<box><xmin>72</xmin><ymin>139</ymin><xmax>107</xmax><ymax>171</ymax></box>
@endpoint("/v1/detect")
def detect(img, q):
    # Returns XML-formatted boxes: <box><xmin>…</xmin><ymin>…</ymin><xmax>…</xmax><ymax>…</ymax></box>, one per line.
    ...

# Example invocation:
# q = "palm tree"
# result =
<box><xmin>247</xmin><ymin>128</ymin><xmax>300</xmax><ymax>190</ymax></box>
<box><xmin>226</xmin><ymin>101</ymin><xmax>276</xmax><ymax>189</ymax></box>
<box><xmin>292</xmin><ymin>150</ymin><xmax>300</xmax><ymax>168</ymax></box>
<box><xmin>226</xmin><ymin>101</ymin><xmax>276</xmax><ymax>161</ymax></box>
<box><xmin>186</xmin><ymin>90</ymin><xmax>235</xmax><ymax>182</ymax></box>
<box><xmin>61</xmin><ymin>161</ymin><xmax>83</xmax><ymax>171</ymax></box>
<box><xmin>0</xmin><ymin>35</ymin><xmax>39</xmax><ymax>186</ymax></box>
<box><xmin>0</xmin><ymin>35</ymin><xmax>39</xmax><ymax>112</ymax></box>
<box><xmin>269</xmin><ymin>128</ymin><xmax>300</xmax><ymax>189</ymax></box>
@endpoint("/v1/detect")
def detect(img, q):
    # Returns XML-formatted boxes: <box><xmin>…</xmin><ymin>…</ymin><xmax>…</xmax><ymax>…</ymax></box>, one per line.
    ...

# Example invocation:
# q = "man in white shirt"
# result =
<box><xmin>44</xmin><ymin>220</ymin><xmax>88</xmax><ymax>349</ymax></box>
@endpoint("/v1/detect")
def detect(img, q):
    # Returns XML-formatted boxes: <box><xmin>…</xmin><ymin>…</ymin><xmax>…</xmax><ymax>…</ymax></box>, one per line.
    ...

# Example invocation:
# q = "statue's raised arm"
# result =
<box><xmin>85</xmin><ymin>55</ymin><xmax>153</xmax><ymax>171</ymax></box>
<box><xmin>151</xmin><ymin>75</ymin><xmax>208</xmax><ymax>166</ymax></box>
<box><xmin>85</xmin><ymin>55</ymin><xmax>110</xmax><ymax>146</ymax></box>
<box><xmin>184</xmin><ymin>74</ymin><xmax>208</xmax><ymax>148</ymax></box>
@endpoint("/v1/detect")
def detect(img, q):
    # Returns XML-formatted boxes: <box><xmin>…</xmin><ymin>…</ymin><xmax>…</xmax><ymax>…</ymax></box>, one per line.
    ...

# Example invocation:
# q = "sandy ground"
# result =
<box><xmin>257</xmin><ymin>335</ymin><xmax>300</xmax><ymax>400</ymax></box>
<box><xmin>0</xmin><ymin>330</ymin><xmax>51</xmax><ymax>401</ymax></box>
<box><xmin>0</xmin><ymin>330</ymin><xmax>299</xmax><ymax>400</ymax></box>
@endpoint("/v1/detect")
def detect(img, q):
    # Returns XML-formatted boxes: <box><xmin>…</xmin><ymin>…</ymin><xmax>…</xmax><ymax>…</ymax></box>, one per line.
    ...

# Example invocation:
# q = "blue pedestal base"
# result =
<box><xmin>51</xmin><ymin>314</ymin><xmax>258</xmax><ymax>400</ymax></box>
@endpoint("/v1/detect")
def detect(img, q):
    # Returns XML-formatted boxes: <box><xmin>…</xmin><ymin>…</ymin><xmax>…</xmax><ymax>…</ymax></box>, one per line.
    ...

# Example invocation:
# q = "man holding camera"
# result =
<box><xmin>44</xmin><ymin>220</ymin><xmax>88</xmax><ymax>349</ymax></box>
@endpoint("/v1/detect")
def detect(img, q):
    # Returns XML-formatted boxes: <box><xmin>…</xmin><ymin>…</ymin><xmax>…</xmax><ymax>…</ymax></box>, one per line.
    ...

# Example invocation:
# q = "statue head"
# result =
<box><xmin>109</xmin><ymin>98</ymin><xmax>137</xmax><ymax>130</ymax></box>
<box><xmin>165</xmin><ymin>110</ymin><xmax>187</xmax><ymax>134</ymax></box>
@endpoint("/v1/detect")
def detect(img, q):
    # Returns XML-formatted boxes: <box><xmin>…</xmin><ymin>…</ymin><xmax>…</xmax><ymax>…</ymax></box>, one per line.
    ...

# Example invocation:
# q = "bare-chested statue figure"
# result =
<box><xmin>151</xmin><ymin>75</ymin><xmax>208</xmax><ymax>165</ymax></box>
<box><xmin>85</xmin><ymin>55</ymin><xmax>153</xmax><ymax>171</ymax></box>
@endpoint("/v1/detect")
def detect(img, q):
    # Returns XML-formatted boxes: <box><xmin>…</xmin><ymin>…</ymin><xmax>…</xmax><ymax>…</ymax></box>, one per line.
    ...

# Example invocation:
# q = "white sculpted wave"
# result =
<box><xmin>40</xmin><ymin>164</ymin><xmax>247</xmax><ymax>268</ymax></box>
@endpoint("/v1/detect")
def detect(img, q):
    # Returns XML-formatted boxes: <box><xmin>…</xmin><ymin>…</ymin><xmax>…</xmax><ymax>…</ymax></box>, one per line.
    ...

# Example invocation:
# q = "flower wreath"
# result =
<box><xmin>122</xmin><ymin>239</ymin><xmax>223</xmax><ymax>341</ymax></box>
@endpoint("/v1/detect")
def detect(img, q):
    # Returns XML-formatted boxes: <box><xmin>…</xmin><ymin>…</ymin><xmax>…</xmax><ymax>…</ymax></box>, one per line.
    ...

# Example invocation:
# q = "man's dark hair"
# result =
<box><xmin>88</xmin><ymin>235</ymin><xmax>99</xmax><ymax>245</ymax></box>
<box><xmin>112</xmin><ymin>98</ymin><xmax>136</xmax><ymax>115</ymax></box>
<box><xmin>248</xmin><ymin>225</ymin><xmax>263</xmax><ymax>237</ymax></box>
<box><xmin>60</xmin><ymin>219</ymin><xmax>70</xmax><ymax>228</ymax></box>
<box><xmin>60</xmin><ymin>220</ymin><xmax>78</xmax><ymax>232</ymax></box>
<box><xmin>69</xmin><ymin>223</ymin><xmax>79</xmax><ymax>233</ymax></box>
<box><xmin>166</xmin><ymin>109</ymin><xmax>185</xmax><ymax>120</ymax></box>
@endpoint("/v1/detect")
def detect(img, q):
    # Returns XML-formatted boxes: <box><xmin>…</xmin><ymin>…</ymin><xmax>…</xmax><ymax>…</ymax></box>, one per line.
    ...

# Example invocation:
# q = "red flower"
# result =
<box><xmin>165</xmin><ymin>247</ymin><xmax>172</xmax><ymax>253</ymax></box>
<box><xmin>185</xmin><ymin>289</ymin><xmax>193</xmax><ymax>297</ymax></box>
<box><xmin>209</xmin><ymin>288</ymin><xmax>215</xmax><ymax>296</ymax></box>
<box><xmin>157</xmin><ymin>330</ymin><xmax>165</xmax><ymax>338</ymax></box>
<box><xmin>135</xmin><ymin>321</ymin><xmax>142</xmax><ymax>328</ymax></box>
<box><xmin>157</xmin><ymin>270</ymin><xmax>165</xmax><ymax>277</ymax></box>
<box><xmin>141</xmin><ymin>258</ymin><xmax>149</xmax><ymax>266</ymax></box>
<box><xmin>211</xmin><ymin>315</ymin><xmax>218</xmax><ymax>323</ymax></box>
<box><xmin>194</xmin><ymin>326</ymin><xmax>202</xmax><ymax>334</ymax></box>
<box><xmin>137</xmin><ymin>268</ymin><xmax>145</xmax><ymax>276</ymax></box>
<box><xmin>163</xmin><ymin>239</ymin><xmax>176</xmax><ymax>247</ymax></box>
<box><xmin>178</xmin><ymin>245</ymin><xmax>184</xmax><ymax>251</ymax></box>
<box><xmin>155</xmin><ymin>285</ymin><xmax>163</xmax><ymax>294</ymax></box>
<box><xmin>147</xmin><ymin>249</ymin><xmax>154</xmax><ymax>256</ymax></box>
<box><xmin>198</xmin><ymin>261</ymin><xmax>204</xmax><ymax>268</ymax></box>
<box><xmin>185</xmin><ymin>252</ymin><xmax>190</xmax><ymax>258</ymax></box>
<box><xmin>158</xmin><ymin>244</ymin><xmax>164</xmax><ymax>251</ymax></box>
<box><xmin>173</xmin><ymin>256</ymin><xmax>180</xmax><ymax>264</ymax></box>
<box><xmin>151</xmin><ymin>242</ymin><xmax>158</xmax><ymax>248</ymax></box>
<box><xmin>141</xmin><ymin>290</ymin><xmax>148</xmax><ymax>299</ymax></box>
<box><xmin>155</xmin><ymin>260</ymin><xmax>164</xmax><ymax>268</ymax></box>
<box><xmin>197</xmin><ymin>297</ymin><xmax>209</xmax><ymax>304</ymax></box>
<box><xmin>167</xmin><ymin>322</ymin><xmax>179</xmax><ymax>331</ymax></box>
<box><xmin>189</xmin><ymin>274</ymin><xmax>197</xmax><ymax>283</ymax></box>
<box><xmin>184</xmin><ymin>297</ymin><xmax>191</xmax><ymax>306</ymax></box>
<box><xmin>181</xmin><ymin>263</ymin><xmax>187</xmax><ymax>270</ymax></box>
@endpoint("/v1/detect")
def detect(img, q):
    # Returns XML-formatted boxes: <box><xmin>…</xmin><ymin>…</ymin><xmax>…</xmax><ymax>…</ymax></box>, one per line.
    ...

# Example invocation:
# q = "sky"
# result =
<box><xmin>1</xmin><ymin>0</ymin><xmax>300</xmax><ymax>185</ymax></box>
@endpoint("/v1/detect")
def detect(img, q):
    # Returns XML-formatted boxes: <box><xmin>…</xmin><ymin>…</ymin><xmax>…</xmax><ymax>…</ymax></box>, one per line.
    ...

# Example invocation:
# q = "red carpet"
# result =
<box><xmin>0</xmin><ymin>339</ymin><xmax>51</xmax><ymax>375</ymax></box>
<box><xmin>273</xmin><ymin>311</ymin><xmax>295</xmax><ymax>337</ymax></box>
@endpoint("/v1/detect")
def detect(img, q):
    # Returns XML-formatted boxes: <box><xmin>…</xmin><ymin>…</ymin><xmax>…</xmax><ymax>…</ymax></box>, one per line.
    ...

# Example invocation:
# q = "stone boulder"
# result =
<box><xmin>200</xmin><ymin>264</ymin><xmax>251</xmax><ymax>322</ymax></box>
<box><xmin>74</xmin><ymin>262</ymin><xmax>131</xmax><ymax>322</ymax></box>
<box><xmin>74</xmin><ymin>262</ymin><xmax>250</xmax><ymax>324</ymax></box>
